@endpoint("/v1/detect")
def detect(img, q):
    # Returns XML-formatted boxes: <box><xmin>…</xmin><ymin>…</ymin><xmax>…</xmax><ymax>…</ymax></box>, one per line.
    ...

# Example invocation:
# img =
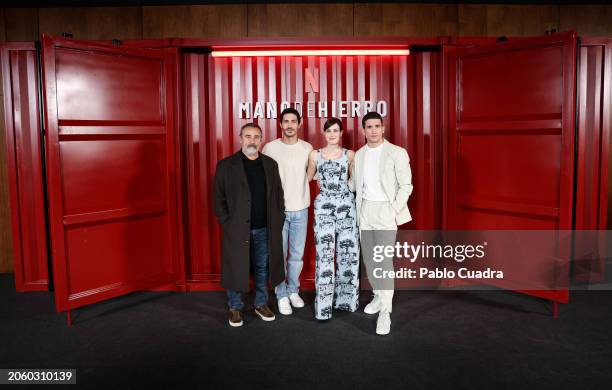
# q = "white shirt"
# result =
<box><xmin>262</xmin><ymin>138</ymin><xmax>313</xmax><ymax>211</ymax></box>
<box><xmin>363</xmin><ymin>143</ymin><xmax>389</xmax><ymax>201</ymax></box>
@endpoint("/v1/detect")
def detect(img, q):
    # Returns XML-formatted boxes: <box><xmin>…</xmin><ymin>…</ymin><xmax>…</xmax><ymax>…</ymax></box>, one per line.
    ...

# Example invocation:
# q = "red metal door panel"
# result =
<box><xmin>572</xmin><ymin>38</ymin><xmax>612</xmax><ymax>283</ymax></box>
<box><xmin>65</xmin><ymin>215</ymin><xmax>171</xmax><ymax>294</ymax></box>
<box><xmin>575</xmin><ymin>38</ymin><xmax>611</xmax><ymax>230</ymax></box>
<box><xmin>183</xmin><ymin>52</ymin><xmax>419</xmax><ymax>289</ymax></box>
<box><xmin>413</xmin><ymin>51</ymin><xmax>443</xmax><ymax>229</ymax></box>
<box><xmin>1</xmin><ymin>43</ymin><xmax>49</xmax><ymax>291</ymax></box>
<box><xmin>460</xmin><ymin>46</ymin><xmax>564</xmax><ymax>120</ymax></box>
<box><xmin>55</xmin><ymin>49</ymin><xmax>163</xmax><ymax>122</ymax></box>
<box><xmin>447</xmin><ymin>32</ymin><xmax>577</xmax><ymax>303</ymax></box>
<box><xmin>41</xmin><ymin>35</ymin><xmax>180</xmax><ymax>312</ymax></box>
<box><xmin>60</xmin><ymin>139</ymin><xmax>166</xmax><ymax>215</ymax></box>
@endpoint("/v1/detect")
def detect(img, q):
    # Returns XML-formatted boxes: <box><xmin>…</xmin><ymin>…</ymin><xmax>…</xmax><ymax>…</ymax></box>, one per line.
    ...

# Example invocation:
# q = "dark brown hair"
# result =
<box><xmin>361</xmin><ymin>111</ymin><xmax>383</xmax><ymax>128</ymax></box>
<box><xmin>323</xmin><ymin>117</ymin><xmax>343</xmax><ymax>132</ymax></box>
<box><xmin>279</xmin><ymin>107</ymin><xmax>301</xmax><ymax>124</ymax></box>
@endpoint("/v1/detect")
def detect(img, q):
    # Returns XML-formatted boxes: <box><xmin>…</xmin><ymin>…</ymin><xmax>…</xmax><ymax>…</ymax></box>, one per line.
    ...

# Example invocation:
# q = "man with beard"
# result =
<box><xmin>262</xmin><ymin>108</ymin><xmax>313</xmax><ymax>315</ymax></box>
<box><xmin>214</xmin><ymin>123</ymin><xmax>286</xmax><ymax>327</ymax></box>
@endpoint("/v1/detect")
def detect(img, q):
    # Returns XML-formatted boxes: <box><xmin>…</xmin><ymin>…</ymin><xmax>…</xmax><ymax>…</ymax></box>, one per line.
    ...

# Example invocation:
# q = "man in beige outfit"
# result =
<box><xmin>263</xmin><ymin>108</ymin><xmax>313</xmax><ymax>316</ymax></box>
<box><xmin>349</xmin><ymin>111</ymin><xmax>413</xmax><ymax>335</ymax></box>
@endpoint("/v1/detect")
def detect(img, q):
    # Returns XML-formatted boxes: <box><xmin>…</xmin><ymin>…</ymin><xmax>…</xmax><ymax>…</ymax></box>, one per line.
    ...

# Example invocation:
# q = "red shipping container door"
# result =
<box><xmin>40</xmin><ymin>35</ymin><xmax>181</xmax><ymax>312</ymax></box>
<box><xmin>446</xmin><ymin>32</ymin><xmax>578</xmax><ymax>303</ymax></box>
<box><xmin>182</xmin><ymin>48</ymin><xmax>440</xmax><ymax>290</ymax></box>
<box><xmin>1</xmin><ymin>44</ymin><xmax>49</xmax><ymax>291</ymax></box>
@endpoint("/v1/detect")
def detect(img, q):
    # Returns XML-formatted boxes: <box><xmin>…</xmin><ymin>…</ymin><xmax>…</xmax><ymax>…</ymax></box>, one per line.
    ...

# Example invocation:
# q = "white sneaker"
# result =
<box><xmin>376</xmin><ymin>311</ymin><xmax>391</xmax><ymax>335</ymax></box>
<box><xmin>364</xmin><ymin>296</ymin><xmax>382</xmax><ymax>315</ymax></box>
<box><xmin>277</xmin><ymin>297</ymin><xmax>293</xmax><ymax>315</ymax></box>
<box><xmin>288</xmin><ymin>293</ymin><xmax>305</xmax><ymax>308</ymax></box>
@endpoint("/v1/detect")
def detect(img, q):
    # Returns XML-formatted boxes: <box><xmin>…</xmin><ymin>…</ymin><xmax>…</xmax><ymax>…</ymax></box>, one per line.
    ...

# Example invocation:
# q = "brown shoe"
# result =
<box><xmin>228</xmin><ymin>309</ymin><xmax>243</xmax><ymax>327</ymax></box>
<box><xmin>254</xmin><ymin>305</ymin><xmax>276</xmax><ymax>321</ymax></box>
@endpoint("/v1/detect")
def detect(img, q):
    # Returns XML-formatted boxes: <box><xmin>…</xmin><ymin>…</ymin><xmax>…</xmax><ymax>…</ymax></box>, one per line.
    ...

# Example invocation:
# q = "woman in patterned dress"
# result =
<box><xmin>307</xmin><ymin>118</ymin><xmax>360</xmax><ymax>320</ymax></box>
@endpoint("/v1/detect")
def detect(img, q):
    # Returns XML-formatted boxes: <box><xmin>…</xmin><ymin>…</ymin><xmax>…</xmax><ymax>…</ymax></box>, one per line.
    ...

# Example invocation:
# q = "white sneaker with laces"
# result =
<box><xmin>376</xmin><ymin>310</ymin><xmax>391</xmax><ymax>335</ymax></box>
<box><xmin>364</xmin><ymin>296</ymin><xmax>382</xmax><ymax>315</ymax></box>
<box><xmin>277</xmin><ymin>297</ymin><xmax>293</xmax><ymax>315</ymax></box>
<box><xmin>288</xmin><ymin>293</ymin><xmax>305</xmax><ymax>308</ymax></box>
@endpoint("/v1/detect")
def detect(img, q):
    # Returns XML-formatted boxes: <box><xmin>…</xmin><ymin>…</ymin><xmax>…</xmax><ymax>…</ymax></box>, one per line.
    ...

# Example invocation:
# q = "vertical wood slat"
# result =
<box><xmin>38</xmin><ymin>7</ymin><xmax>142</xmax><ymax>40</ymax></box>
<box><xmin>248</xmin><ymin>3</ymin><xmax>353</xmax><ymax>37</ymax></box>
<box><xmin>560</xmin><ymin>5</ymin><xmax>612</xmax><ymax>37</ymax></box>
<box><xmin>4</xmin><ymin>8</ymin><xmax>38</xmax><ymax>42</ymax></box>
<box><xmin>0</xmin><ymin>8</ymin><xmax>6</xmax><ymax>43</ymax></box>
<box><xmin>354</xmin><ymin>3</ymin><xmax>457</xmax><ymax>37</ymax></box>
<box><xmin>143</xmin><ymin>5</ymin><xmax>247</xmax><ymax>39</ymax></box>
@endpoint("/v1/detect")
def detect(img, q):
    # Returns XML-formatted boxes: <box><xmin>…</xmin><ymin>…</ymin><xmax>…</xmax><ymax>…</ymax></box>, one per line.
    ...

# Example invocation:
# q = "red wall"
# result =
<box><xmin>182</xmin><ymin>50</ymin><xmax>441</xmax><ymax>289</ymax></box>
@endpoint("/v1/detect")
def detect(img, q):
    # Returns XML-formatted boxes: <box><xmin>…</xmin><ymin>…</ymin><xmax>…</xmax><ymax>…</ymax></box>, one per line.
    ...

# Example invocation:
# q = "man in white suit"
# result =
<box><xmin>349</xmin><ymin>111</ymin><xmax>413</xmax><ymax>335</ymax></box>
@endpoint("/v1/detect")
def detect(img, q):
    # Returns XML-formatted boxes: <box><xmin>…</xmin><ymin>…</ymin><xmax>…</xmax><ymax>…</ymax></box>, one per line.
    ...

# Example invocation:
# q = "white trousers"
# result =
<box><xmin>359</xmin><ymin>199</ymin><xmax>397</xmax><ymax>313</ymax></box>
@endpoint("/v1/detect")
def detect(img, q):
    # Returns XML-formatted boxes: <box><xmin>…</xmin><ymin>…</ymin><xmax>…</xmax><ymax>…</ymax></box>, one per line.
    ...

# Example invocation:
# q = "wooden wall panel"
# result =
<box><xmin>560</xmin><ymin>6</ymin><xmax>612</xmax><ymax>37</ymax></box>
<box><xmin>38</xmin><ymin>7</ymin><xmax>142</xmax><ymax>40</ymax></box>
<box><xmin>468</xmin><ymin>5</ymin><xmax>558</xmax><ymax>37</ymax></box>
<box><xmin>0</xmin><ymin>8</ymin><xmax>6</xmax><ymax>42</ymax></box>
<box><xmin>0</xmin><ymin>97</ymin><xmax>13</xmax><ymax>273</ymax></box>
<box><xmin>143</xmin><ymin>5</ymin><xmax>246</xmax><ymax>38</ymax></box>
<box><xmin>354</xmin><ymin>3</ymin><xmax>457</xmax><ymax>37</ymax></box>
<box><xmin>458</xmin><ymin>5</ymin><xmax>487</xmax><ymax>36</ymax></box>
<box><xmin>248</xmin><ymin>3</ymin><xmax>353</xmax><ymax>37</ymax></box>
<box><xmin>4</xmin><ymin>8</ymin><xmax>38</xmax><ymax>41</ymax></box>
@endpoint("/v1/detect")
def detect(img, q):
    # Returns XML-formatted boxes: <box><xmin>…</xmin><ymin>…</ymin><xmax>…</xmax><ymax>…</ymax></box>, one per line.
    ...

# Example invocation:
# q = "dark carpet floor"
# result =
<box><xmin>1</xmin><ymin>274</ymin><xmax>611</xmax><ymax>389</ymax></box>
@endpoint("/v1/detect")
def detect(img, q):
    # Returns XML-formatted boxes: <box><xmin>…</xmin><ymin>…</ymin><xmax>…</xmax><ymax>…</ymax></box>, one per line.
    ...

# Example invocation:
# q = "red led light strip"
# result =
<box><xmin>210</xmin><ymin>49</ymin><xmax>410</xmax><ymax>57</ymax></box>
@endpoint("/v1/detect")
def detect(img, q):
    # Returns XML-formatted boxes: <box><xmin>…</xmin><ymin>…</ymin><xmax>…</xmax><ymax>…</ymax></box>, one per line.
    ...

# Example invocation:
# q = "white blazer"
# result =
<box><xmin>349</xmin><ymin>139</ymin><xmax>413</xmax><ymax>226</ymax></box>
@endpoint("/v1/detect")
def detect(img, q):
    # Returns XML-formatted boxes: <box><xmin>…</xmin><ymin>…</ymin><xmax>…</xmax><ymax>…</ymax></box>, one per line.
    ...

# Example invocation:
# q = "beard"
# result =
<box><xmin>244</xmin><ymin>145</ymin><xmax>258</xmax><ymax>157</ymax></box>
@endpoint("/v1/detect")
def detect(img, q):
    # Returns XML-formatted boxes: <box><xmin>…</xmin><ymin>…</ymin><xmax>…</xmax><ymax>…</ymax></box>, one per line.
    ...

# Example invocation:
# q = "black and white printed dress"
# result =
<box><xmin>313</xmin><ymin>148</ymin><xmax>360</xmax><ymax>320</ymax></box>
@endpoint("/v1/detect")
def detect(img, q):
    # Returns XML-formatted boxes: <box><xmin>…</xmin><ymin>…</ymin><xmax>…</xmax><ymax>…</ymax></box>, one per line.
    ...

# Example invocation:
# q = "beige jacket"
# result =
<box><xmin>349</xmin><ymin>139</ymin><xmax>413</xmax><ymax>226</ymax></box>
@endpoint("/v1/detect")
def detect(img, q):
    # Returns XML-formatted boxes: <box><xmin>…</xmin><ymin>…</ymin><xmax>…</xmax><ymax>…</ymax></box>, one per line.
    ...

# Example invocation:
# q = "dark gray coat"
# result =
<box><xmin>213</xmin><ymin>151</ymin><xmax>285</xmax><ymax>292</ymax></box>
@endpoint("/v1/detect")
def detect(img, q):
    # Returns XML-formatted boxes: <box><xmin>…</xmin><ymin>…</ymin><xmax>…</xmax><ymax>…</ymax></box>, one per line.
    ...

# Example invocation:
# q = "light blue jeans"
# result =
<box><xmin>275</xmin><ymin>208</ymin><xmax>308</xmax><ymax>299</ymax></box>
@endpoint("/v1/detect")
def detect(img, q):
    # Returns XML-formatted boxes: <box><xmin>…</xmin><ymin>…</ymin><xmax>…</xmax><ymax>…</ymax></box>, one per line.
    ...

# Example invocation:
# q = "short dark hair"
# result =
<box><xmin>361</xmin><ymin>111</ymin><xmax>383</xmax><ymax>128</ymax></box>
<box><xmin>240</xmin><ymin>122</ymin><xmax>262</xmax><ymax>136</ymax></box>
<box><xmin>280</xmin><ymin>107</ymin><xmax>301</xmax><ymax>124</ymax></box>
<box><xmin>323</xmin><ymin>117</ymin><xmax>343</xmax><ymax>132</ymax></box>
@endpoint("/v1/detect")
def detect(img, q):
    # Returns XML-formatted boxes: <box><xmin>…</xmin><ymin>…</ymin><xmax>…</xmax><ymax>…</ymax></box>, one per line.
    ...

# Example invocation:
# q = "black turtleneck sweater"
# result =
<box><xmin>241</xmin><ymin>152</ymin><xmax>267</xmax><ymax>229</ymax></box>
